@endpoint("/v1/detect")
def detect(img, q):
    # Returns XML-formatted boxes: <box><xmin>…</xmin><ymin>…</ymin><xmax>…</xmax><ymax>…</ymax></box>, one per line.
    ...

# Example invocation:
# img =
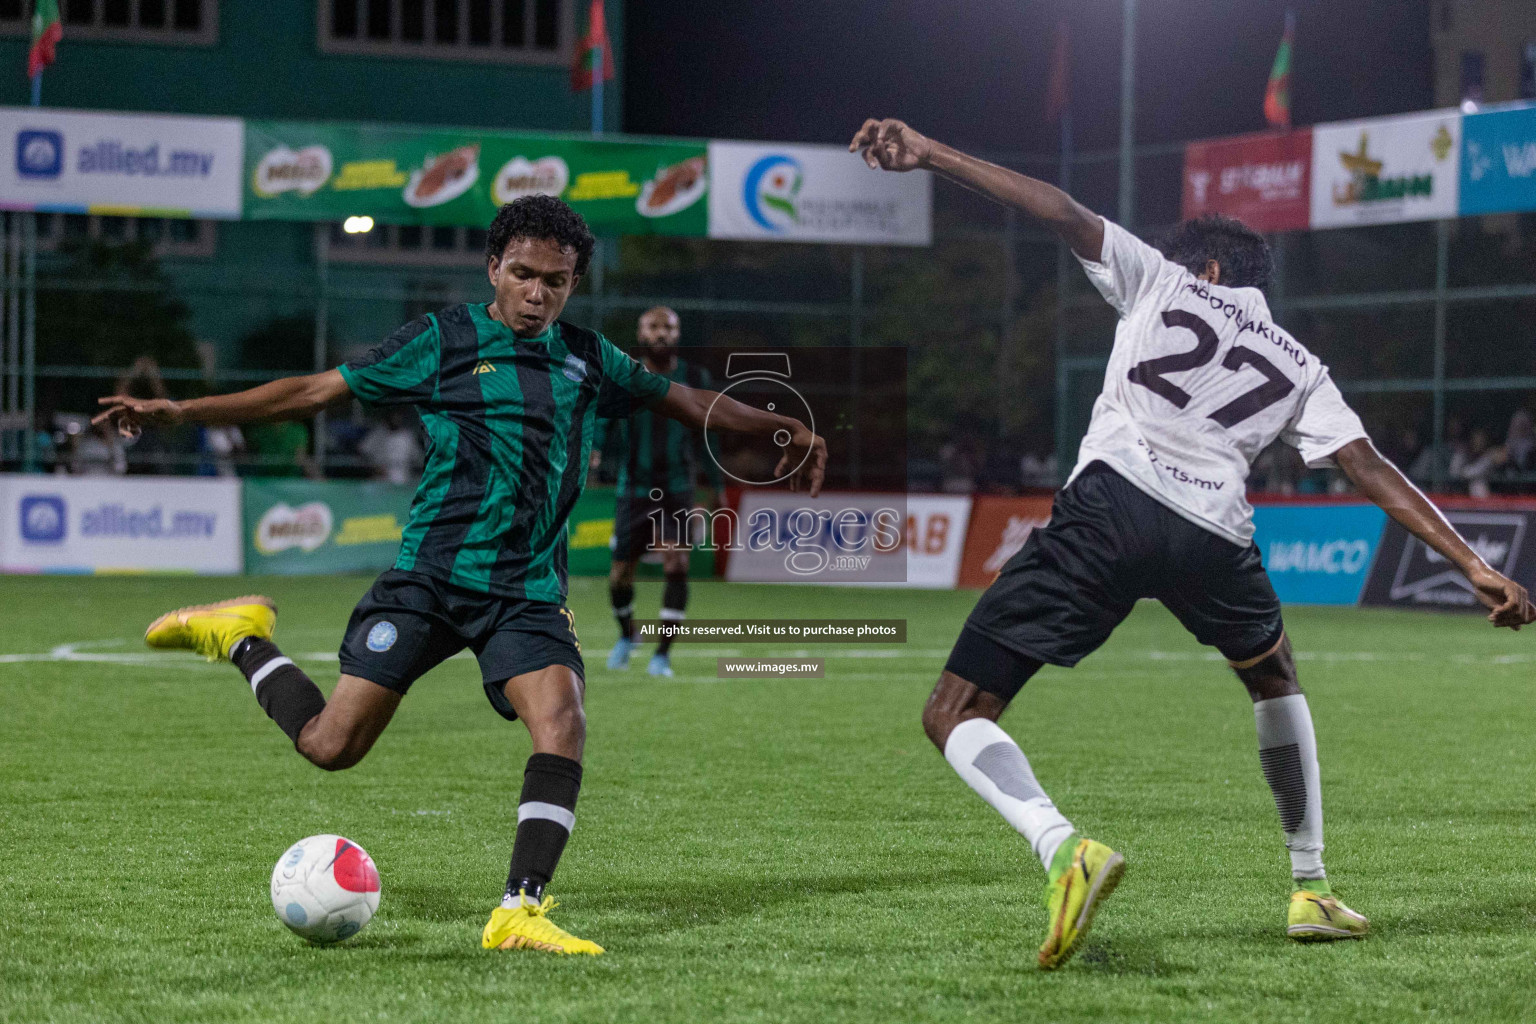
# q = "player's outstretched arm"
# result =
<box><xmin>652</xmin><ymin>382</ymin><xmax>826</xmax><ymax>497</ymax></box>
<box><xmin>93</xmin><ymin>369</ymin><xmax>352</xmax><ymax>437</ymax></box>
<box><xmin>1335</xmin><ymin>438</ymin><xmax>1536</xmax><ymax>629</ymax></box>
<box><xmin>850</xmin><ymin>118</ymin><xmax>1104</xmax><ymax>260</ymax></box>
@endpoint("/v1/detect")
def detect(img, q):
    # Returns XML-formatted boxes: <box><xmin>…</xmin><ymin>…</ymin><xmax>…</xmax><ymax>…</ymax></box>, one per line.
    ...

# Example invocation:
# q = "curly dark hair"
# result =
<box><xmin>1156</xmin><ymin>214</ymin><xmax>1273</xmax><ymax>290</ymax></box>
<box><xmin>484</xmin><ymin>194</ymin><xmax>596</xmax><ymax>276</ymax></box>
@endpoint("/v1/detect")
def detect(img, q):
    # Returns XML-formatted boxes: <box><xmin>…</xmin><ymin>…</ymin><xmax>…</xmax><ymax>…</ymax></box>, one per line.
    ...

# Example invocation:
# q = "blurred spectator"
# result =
<box><xmin>245</xmin><ymin>420</ymin><xmax>321</xmax><ymax>479</ymax></box>
<box><xmin>1019</xmin><ymin>451</ymin><xmax>1058</xmax><ymax>489</ymax></box>
<box><xmin>1456</xmin><ymin>427</ymin><xmax>1504</xmax><ymax>498</ymax></box>
<box><xmin>197</xmin><ymin>425</ymin><xmax>245</xmax><ymax>477</ymax></box>
<box><xmin>71</xmin><ymin>419</ymin><xmax>127</xmax><ymax>476</ymax></box>
<box><xmin>1409</xmin><ymin>417</ymin><xmax>1468</xmax><ymax>488</ymax></box>
<box><xmin>114</xmin><ymin>356</ymin><xmax>194</xmax><ymax>474</ymax></box>
<box><xmin>1377</xmin><ymin>426</ymin><xmax>1422</xmax><ymax>473</ymax></box>
<box><xmin>1248</xmin><ymin>441</ymin><xmax>1304</xmax><ymax>494</ymax></box>
<box><xmin>357</xmin><ymin>409</ymin><xmax>423</xmax><ymax>486</ymax></box>
<box><xmin>939</xmin><ymin>442</ymin><xmax>976</xmax><ymax>494</ymax></box>
<box><xmin>1503</xmin><ymin>409</ymin><xmax>1535</xmax><ymax>474</ymax></box>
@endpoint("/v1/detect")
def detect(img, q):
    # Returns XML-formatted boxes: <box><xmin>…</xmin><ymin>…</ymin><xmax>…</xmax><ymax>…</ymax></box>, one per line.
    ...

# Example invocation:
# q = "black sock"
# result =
<box><xmin>658</xmin><ymin>572</ymin><xmax>688</xmax><ymax>656</ymax></box>
<box><xmin>610</xmin><ymin>582</ymin><xmax>635</xmax><ymax>642</ymax></box>
<box><xmin>230</xmin><ymin>637</ymin><xmax>326</xmax><ymax>746</ymax></box>
<box><xmin>504</xmin><ymin>753</ymin><xmax>583</xmax><ymax>904</ymax></box>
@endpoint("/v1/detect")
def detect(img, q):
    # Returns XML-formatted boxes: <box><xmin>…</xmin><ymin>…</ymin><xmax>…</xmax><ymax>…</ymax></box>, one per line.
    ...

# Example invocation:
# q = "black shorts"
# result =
<box><xmin>612</xmin><ymin>490</ymin><xmax>692</xmax><ymax>561</ymax></box>
<box><xmin>949</xmin><ymin>462</ymin><xmax>1284</xmax><ymax>701</ymax></box>
<box><xmin>337</xmin><ymin>569</ymin><xmax>584</xmax><ymax>721</ymax></box>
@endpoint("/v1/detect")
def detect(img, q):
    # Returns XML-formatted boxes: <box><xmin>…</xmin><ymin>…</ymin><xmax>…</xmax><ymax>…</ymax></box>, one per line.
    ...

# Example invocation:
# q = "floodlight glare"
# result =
<box><xmin>343</xmin><ymin>215</ymin><xmax>375</xmax><ymax>234</ymax></box>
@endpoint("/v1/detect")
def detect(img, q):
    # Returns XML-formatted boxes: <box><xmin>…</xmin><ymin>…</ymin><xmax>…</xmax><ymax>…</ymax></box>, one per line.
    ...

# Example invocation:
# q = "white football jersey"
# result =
<box><xmin>1070</xmin><ymin>219</ymin><xmax>1369</xmax><ymax>545</ymax></box>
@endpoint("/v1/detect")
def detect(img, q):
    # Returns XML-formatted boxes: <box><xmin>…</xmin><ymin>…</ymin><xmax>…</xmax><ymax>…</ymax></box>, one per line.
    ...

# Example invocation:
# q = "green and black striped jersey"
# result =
<box><xmin>339</xmin><ymin>303</ymin><xmax>670</xmax><ymax>603</ymax></box>
<box><xmin>603</xmin><ymin>359</ymin><xmax>724</xmax><ymax>498</ymax></box>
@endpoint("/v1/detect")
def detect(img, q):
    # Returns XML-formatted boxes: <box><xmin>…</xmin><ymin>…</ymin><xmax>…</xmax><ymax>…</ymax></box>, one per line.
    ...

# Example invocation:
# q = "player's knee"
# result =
<box><xmin>528</xmin><ymin>696</ymin><xmax>586</xmax><ymax>749</ymax></box>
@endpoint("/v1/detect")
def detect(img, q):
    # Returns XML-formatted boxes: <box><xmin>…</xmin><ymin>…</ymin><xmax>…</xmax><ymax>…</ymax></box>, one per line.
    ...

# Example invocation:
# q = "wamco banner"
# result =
<box><xmin>243</xmin><ymin>479</ymin><xmax>413</xmax><ymax>575</ymax></box>
<box><xmin>245</xmin><ymin>120</ymin><xmax>709</xmax><ymax>235</ymax></box>
<box><xmin>0</xmin><ymin>474</ymin><xmax>241</xmax><ymax>574</ymax></box>
<box><xmin>1250</xmin><ymin>503</ymin><xmax>1386</xmax><ymax>606</ymax></box>
<box><xmin>0</xmin><ymin>106</ymin><xmax>243</xmax><ymax>219</ymax></box>
<box><xmin>1310</xmin><ymin>109</ymin><xmax>1461</xmax><ymax>228</ymax></box>
<box><xmin>707</xmin><ymin>141</ymin><xmax>932</xmax><ymax>245</ymax></box>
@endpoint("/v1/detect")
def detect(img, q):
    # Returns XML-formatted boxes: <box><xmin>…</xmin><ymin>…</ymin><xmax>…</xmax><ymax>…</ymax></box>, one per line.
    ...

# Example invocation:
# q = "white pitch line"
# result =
<box><xmin>4</xmin><ymin>641</ymin><xmax>1534</xmax><ymax>670</ymax></box>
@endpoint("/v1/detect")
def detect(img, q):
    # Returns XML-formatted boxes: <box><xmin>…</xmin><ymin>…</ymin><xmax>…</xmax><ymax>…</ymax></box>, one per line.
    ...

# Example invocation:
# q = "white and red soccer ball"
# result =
<box><xmin>270</xmin><ymin>834</ymin><xmax>381</xmax><ymax>944</ymax></box>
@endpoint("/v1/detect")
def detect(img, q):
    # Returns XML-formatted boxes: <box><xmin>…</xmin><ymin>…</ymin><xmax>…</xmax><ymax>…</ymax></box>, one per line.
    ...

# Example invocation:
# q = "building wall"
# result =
<box><xmin>1431</xmin><ymin>0</ymin><xmax>1536</xmax><ymax>107</ymax></box>
<box><xmin>4</xmin><ymin>0</ymin><xmax>624</xmax><ymax>376</ymax></box>
<box><xmin>0</xmin><ymin>0</ymin><xmax>622</xmax><ymax>132</ymax></box>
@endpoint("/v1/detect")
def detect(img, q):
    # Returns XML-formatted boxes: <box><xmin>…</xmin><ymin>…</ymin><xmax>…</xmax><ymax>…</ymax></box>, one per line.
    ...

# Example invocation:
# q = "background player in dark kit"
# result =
<box><xmin>95</xmin><ymin>195</ymin><xmax>827</xmax><ymax>955</ymax></box>
<box><xmin>599</xmin><ymin>306</ymin><xmax>725</xmax><ymax>677</ymax></box>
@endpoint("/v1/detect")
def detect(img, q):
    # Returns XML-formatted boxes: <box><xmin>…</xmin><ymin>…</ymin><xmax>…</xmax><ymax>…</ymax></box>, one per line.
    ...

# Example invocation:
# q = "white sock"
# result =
<box><xmin>944</xmin><ymin>718</ymin><xmax>1075</xmax><ymax>871</ymax></box>
<box><xmin>1253</xmin><ymin>694</ymin><xmax>1325</xmax><ymax>880</ymax></box>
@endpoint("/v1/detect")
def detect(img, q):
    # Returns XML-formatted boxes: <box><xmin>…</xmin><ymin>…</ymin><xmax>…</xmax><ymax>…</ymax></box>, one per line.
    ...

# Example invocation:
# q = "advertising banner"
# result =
<box><xmin>0</xmin><ymin>474</ymin><xmax>241</xmax><ymax>574</ymax></box>
<box><xmin>243</xmin><ymin>479</ymin><xmax>413</xmax><ymax>576</ymax></box>
<box><xmin>1460</xmin><ymin>104</ymin><xmax>1536</xmax><ymax>215</ymax></box>
<box><xmin>725</xmin><ymin>493</ymin><xmax>966</xmax><ymax>587</ymax></box>
<box><xmin>244</xmin><ymin>120</ymin><xmax>709</xmax><ymax>235</ymax></box>
<box><xmin>0</xmin><ymin>106</ymin><xmax>243</xmax><ymax>218</ymax></box>
<box><xmin>1181</xmin><ymin>129</ymin><xmax>1313</xmax><ymax>233</ymax></box>
<box><xmin>1361</xmin><ymin>504</ymin><xmax>1536</xmax><ymax>611</ymax></box>
<box><xmin>707</xmin><ymin>141</ymin><xmax>932</xmax><ymax>245</ymax></box>
<box><xmin>957</xmin><ymin>495</ymin><xmax>1054</xmax><ymax>589</ymax></box>
<box><xmin>1310</xmin><ymin>109</ymin><xmax>1461</xmax><ymax>228</ymax></box>
<box><xmin>1250</xmin><ymin>503</ymin><xmax>1386</xmax><ymax>605</ymax></box>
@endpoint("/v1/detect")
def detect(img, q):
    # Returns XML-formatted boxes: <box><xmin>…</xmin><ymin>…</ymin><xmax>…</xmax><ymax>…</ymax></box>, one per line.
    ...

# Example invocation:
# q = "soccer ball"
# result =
<box><xmin>270</xmin><ymin>834</ymin><xmax>381</xmax><ymax>944</ymax></box>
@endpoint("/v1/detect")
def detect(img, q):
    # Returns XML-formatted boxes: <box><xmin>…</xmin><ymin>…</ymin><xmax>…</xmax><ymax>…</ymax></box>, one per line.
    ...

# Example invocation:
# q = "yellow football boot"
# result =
<box><xmin>482</xmin><ymin>894</ymin><xmax>604</xmax><ymax>955</ymax></box>
<box><xmin>145</xmin><ymin>596</ymin><xmax>276</xmax><ymax>662</ymax></box>
<box><xmin>1038</xmin><ymin>837</ymin><xmax>1125</xmax><ymax>971</ymax></box>
<box><xmin>1287</xmin><ymin>889</ymin><xmax>1369</xmax><ymax>942</ymax></box>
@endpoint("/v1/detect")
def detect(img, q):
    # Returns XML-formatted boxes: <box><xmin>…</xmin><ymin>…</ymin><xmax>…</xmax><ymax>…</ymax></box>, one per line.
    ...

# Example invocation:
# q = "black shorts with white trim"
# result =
<box><xmin>337</xmin><ymin>569</ymin><xmax>584</xmax><ymax>720</ymax></box>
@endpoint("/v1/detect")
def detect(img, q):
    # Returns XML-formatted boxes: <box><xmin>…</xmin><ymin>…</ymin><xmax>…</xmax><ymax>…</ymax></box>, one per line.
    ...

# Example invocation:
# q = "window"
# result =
<box><xmin>34</xmin><ymin>214</ymin><xmax>217</xmax><ymax>258</ymax></box>
<box><xmin>0</xmin><ymin>0</ymin><xmax>218</xmax><ymax>44</ymax></box>
<box><xmin>320</xmin><ymin>0</ymin><xmax>569</xmax><ymax>64</ymax></box>
<box><xmin>324</xmin><ymin>222</ymin><xmax>489</xmax><ymax>266</ymax></box>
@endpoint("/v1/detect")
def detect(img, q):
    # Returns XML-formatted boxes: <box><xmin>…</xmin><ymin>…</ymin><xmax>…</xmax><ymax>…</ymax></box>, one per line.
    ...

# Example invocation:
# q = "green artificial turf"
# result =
<box><xmin>2</xmin><ymin>574</ymin><xmax>1535</xmax><ymax>1023</ymax></box>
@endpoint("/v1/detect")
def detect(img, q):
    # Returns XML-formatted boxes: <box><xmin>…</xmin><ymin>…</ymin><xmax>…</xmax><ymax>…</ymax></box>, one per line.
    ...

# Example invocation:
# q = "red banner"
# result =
<box><xmin>957</xmin><ymin>496</ymin><xmax>1054</xmax><ymax>589</ymax></box>
<box><xmin>1181</xmin><ymin>129</ymin><xmax>1312</xmax><ymax>233</ymax></box>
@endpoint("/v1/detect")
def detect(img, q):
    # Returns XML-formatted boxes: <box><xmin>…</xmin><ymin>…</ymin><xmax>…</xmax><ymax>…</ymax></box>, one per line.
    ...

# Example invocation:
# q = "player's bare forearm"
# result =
<box><xmin>1335</xmin><ymin>438</ymin><xmax>1535</xmax><ymax>627</ymax></box>
<box><xmin>95</xmin><ymin>369</ymin><xmax>350</xmax><ymax>434</ymax></box>
<box><xmin>850</xmin><ymin>118</ymin><xmax>1104</xmax><ymax>260</ymax></box>
<box><xmin>654</xmin><ymin>382</ymin><xmax>827</xmax><ymax>495</ymax></box>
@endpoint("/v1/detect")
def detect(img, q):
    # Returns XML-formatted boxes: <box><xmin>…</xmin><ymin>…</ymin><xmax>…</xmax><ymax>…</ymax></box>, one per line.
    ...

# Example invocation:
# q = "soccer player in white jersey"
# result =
<box><xmin>852</xmin><ymin>118</ymin><xmax>1536</xmax><ymax>970</ymax></box>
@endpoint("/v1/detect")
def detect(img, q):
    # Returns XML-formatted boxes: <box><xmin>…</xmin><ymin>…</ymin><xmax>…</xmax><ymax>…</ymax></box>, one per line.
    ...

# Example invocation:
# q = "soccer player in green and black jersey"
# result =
<box><xmin>599</xmin><ymin>306</ymin><xmax>725</xmax><ymax>677</ymax></box>
<box><xmin>95</xmin><ymin>195</ymin><xmax>827</xmax><ymax>956</ymax></box>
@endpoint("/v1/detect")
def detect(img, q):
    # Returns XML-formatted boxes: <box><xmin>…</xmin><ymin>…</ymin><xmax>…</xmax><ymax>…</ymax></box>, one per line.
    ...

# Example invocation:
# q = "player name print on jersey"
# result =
<box><xmin>1072</xmin><ymin>220</ymin><xmax>1367</xmax><ymax>545</ymax></box>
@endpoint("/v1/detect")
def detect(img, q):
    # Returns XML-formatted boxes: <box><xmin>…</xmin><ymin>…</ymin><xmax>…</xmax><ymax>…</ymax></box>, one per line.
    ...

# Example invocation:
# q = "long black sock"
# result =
<box><xmin>504</xmin><ymin>753</ymin><xmax>583</xmax><ymax>904</ymax></box>
<box><xmin>230</xmin><ymin>637</ymin><xmax>326</xmax><ymax>745</ymax></box>
<box><xmin>658</xmin><ymin>571</ymin><xmax>688</xmax><ymax>656</ymax></box>
<box><xmin>610</xmin><ymin>582</ymin><xmax>636</xmax><ymax>642</ymax></box>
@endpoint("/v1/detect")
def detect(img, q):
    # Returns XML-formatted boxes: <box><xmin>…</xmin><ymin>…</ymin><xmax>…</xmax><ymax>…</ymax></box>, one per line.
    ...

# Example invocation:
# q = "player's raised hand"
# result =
<box><xmin>1466</xmin><ymin>564</ymin><xmax>1536</xmax><ymax>630</ymax></box>
<box><xmin>777</xmin><ymin>425</ymin><xmax>827</xmax><ymax>498</ymax></box>
<box><xmin>92</xmin><ymin>394</ymin><xmax>184</xmax><ymax>439</ymax></box>
<box><xmin>850</xmin><ymin>118</ymin><xmax>933</xmax><ymax>173</ymax></box>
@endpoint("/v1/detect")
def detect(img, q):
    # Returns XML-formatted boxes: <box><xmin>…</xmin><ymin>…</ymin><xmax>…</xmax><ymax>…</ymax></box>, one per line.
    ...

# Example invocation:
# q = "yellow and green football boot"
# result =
<box><xmin>482</xmin><ymin>894</ymin><xmax>604</xmax><ymax>955</ymax></box>
<box><xmin>145</xmin><ymin>596</ymin><xmax>276</xmax><ymax>662</ymax></box>
<box><xmin>1038</xmin><ymin>837</ymin><xmax>1125</xmax><ymax>970</ymax></box>
<box><xmin>1287</xmin><ymin>888</ymin><xmax>1369</xmax><ymax>942</ymax></box>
